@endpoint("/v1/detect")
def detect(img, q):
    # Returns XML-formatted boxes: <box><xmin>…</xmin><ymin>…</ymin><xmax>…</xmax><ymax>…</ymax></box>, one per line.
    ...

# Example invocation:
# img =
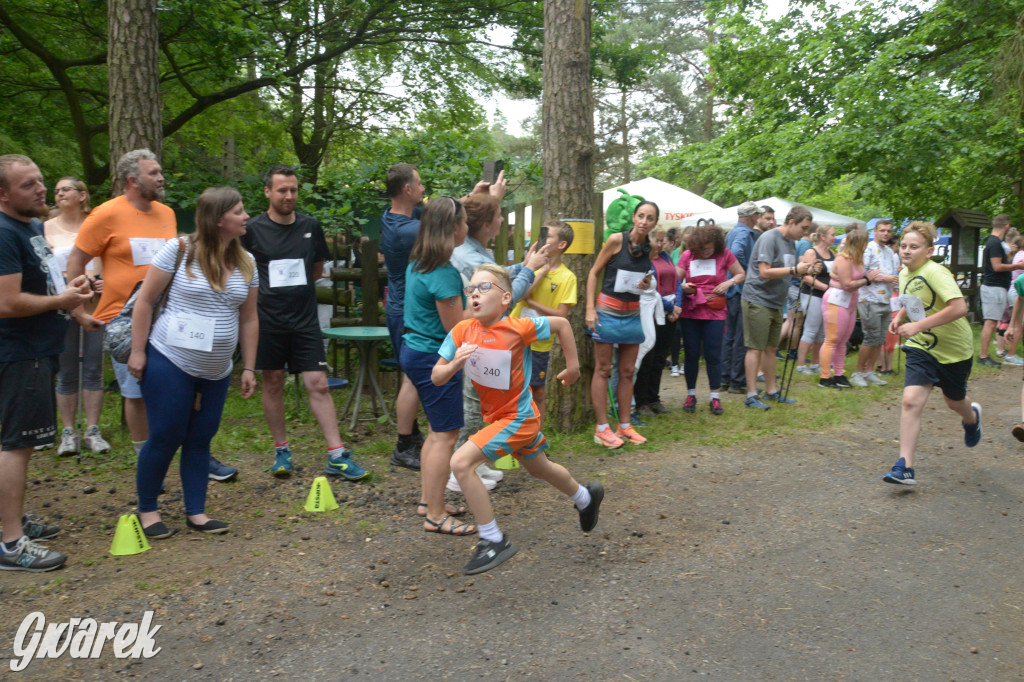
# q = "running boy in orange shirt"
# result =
<box><xmin>433</xmin><ymin>264</ymin><xmax>603</xmax><ymax>575</ymax></box>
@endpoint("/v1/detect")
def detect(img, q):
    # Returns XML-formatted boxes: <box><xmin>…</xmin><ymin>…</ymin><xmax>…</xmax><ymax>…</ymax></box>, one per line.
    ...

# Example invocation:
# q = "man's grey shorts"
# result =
<box><xmin>981</xmin><ymin>284</ymin><xmax>1009</xmax><ymax>321</ymax></box>
<box><xmin>857</xmin><ymin>300</ymin><xmax>891</xmax><ymax>346</ymax></box>
<box><xmin>786</xmin><ymin>284</ymin><xmax>809</xmax><ymax>315</ymax></box>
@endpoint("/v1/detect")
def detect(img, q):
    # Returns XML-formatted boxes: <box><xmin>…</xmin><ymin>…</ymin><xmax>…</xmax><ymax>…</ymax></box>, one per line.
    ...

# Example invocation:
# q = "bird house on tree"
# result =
<box><xmin>935</xmin><ymin>208</ymin><xmax>989</xmax><ymax>319</ymax></box>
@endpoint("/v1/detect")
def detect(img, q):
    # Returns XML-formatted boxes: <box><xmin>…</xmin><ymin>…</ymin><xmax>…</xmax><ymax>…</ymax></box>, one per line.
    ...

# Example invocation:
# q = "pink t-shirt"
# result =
<box><xmin>677</xmin><ymin>249</ymin><xmax>737</xmax><ymax>321</ymax></box>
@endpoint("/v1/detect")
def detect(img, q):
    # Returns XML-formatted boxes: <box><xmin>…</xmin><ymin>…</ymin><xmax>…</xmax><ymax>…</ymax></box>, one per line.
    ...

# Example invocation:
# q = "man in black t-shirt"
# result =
<box><xmin>242</xmin><ymin>166</ymin><xmax>369</xmax><ymax>481</ymax></box>
<box><xmin>978</xmin><ymin>214</ymin><xmax>1024</xmax><ymax>367</ymax></box>
<box><xmin>0</xmin><ymin>154</ymin><xmax>93</xmax><ymax>572</ymax></box>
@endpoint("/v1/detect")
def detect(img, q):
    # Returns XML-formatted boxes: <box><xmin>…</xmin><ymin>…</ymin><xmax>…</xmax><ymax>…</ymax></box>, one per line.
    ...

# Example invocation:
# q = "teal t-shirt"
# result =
<box><xmin>402</xmin><ymin>262</ymin><xmax>466</xmax><ymax>354</ymax></box>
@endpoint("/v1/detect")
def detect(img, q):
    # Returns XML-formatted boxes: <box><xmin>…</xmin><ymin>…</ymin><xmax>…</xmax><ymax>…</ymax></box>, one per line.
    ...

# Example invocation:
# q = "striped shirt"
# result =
<box><xmin>149</xmin><ymin>239</ymin><xmax>258</xmax><ymax>380</ymax></box>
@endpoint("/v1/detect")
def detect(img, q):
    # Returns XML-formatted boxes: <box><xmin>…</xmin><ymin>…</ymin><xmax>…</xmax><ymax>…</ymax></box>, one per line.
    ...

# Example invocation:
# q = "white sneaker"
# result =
<box><xmin>809</xmin><ymin>364</ymin><xmax>821</xmax><ymax>372</ymax></box>
<box><xmin>795</xmin><ymin>365</ymin><xmax>814</xmax><ymax>375</ymax></box>
<box><xmin>56</xmin><ymin>428</ymin><xmax>79</xmax><ymax>457</ymax></box>
<box><xmin>1005</xmin><ymin>355</ymin><xmax>1024</xmax><ymax>366</ymax></box>
<box><xmin>446</xmin><ymin>472</ymin><xmax>497</xmax><ymax>493</ymax></box>
<box><xmin>670</xmin><ymin>365</ymin><xmax>680</xmax><ymax>377</ymax></box>
<box><xmin>83</xmin><ymin>426</ymin><xmax>111</xmax><ymax>454</ymax></box>
<box><xmin>476</xmin><ymin>463</ymin><xmax>504</xmax><ymax>483</ymax></box>
<box><xmin>848</xmin><ymin>372</ymin><xmax>869</xmax><ymax>387</ymax></box>
<box><xmin>863</xmin><ymin>371</ymin><xmax>888</xmax><ymax>385</ymax></box>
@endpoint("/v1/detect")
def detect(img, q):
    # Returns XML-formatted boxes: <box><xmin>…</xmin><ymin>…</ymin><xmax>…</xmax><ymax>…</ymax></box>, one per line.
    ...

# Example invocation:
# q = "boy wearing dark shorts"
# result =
<box><xmin>433</xmin><ymin>265</ymin><xmax>603</xmax><ymax>574</ymax></box>
<box><xmin>884</xmin><ymin>222</ymin><xmax>980</xmax><ymax>485</ymax></box>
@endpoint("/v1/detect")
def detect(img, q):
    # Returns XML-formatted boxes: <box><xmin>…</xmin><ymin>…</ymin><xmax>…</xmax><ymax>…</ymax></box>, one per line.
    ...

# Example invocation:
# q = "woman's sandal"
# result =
<box><xmin>423</xmin><ymin>514</ymin><xmax>476</xmax><ymax>536</ymax></box>
<box><xmin>416</xmin><ymin>502</ymin><xmax>466</xmax><ymax>517</ymax></box>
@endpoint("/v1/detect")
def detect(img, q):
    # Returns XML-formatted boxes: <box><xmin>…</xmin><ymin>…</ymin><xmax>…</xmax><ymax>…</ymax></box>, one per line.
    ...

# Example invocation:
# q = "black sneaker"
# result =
<box><xmin>577</xmin><ymin>481</ymin><xmax>604</xmax><ymax>532</ymax></box>
<box><xmin>389</xmin><ymin>445</ymin><xmax>421</xmax><ymax>470</ymax></box>
<box><xmin>818</xmin><ymin>376</ymin><xmax>840</xmax><ymax>390</ymax></box>
<box><xmin>0</xmin><ymin>537</ymin><xmax>66</xmax><ymax>572</ymax></box>
<box><xmin>978</xmin><ymin>356</ymin><xmax>1002</xmax><ymax>368</ymax></box>
<box><xmin>832</xmin><ymin>375</ymin><xmax>853</xmax><ymax>389</ymax></box>
<box><xmin>463</xmin><ymin>536</ymin><xmax>518</xmax><ymax>575</ymax></box>
<box><xmin>22</xmin><ymin>513</ymin><xmax>60</xmax><ymax>540</ymax></box>
<box><xmin>727</xmin><ymin>385</ymin><xmax>746</xmax><ymax>395</ymax></box>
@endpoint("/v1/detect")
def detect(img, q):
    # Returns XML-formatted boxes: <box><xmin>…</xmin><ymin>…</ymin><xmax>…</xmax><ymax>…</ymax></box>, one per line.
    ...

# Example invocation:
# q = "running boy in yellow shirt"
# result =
<box><xmin>433</xmin><ymin>264</ymin><xmax>603</xmax><ymax>575</ymax></box>
<box><xmin>511</xmin><ymin>221</ymin><xmax>578</xmax><ymax>421</ymax></box>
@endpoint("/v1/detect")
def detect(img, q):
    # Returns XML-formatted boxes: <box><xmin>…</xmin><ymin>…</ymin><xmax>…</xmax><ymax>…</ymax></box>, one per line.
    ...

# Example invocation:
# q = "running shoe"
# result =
<box><xmin>764</xmin><ymin>391</ymin><xmax>796</xmax><ymax>404</ymax></box>
<box><xmin>389</xmin><ymin>445</ymin><xmax>421</xmax><ymax>471</ymax></box>
<box><xmin>1013</xmin><ymin>423</ymin><xmax>1024</xmax><ymax>443</ymax></box>
<box><xmin>476</xmin><ymin>463</ymin><xmax>504</xmax><ymax>483</ymax></box>
<box><xmin>963</xmin><ymin>402</ymin><xmax>982</xmax><ymax>448</ymax></box>
<box><xmin>848</xmin><ymin>372</ymin><xmax>869</xmax><ymax>387</ymax></box>
<box><xmin>577</xmin><ymin>481</ymin><xmax>604</xmax><ymax>532</ymax></box>
<box><xmin>978</xmin><ymin>357</ymin><xmax>1002</xmax><ymax>368</ymax></box>
<box><xmin>883</xmin><ymin>457</ymin><xmax>916</xmax><ymax>485</ymax></box>
<box><xmin>463</xmin><ymin>536</ymin><xmax>518</xmax><ymax>575</ymax></box>
<box><xmin>833</xmin><ymin>375</ymin><xmax>853</xmax><ymax>389</ymax></box>
<box><xmin>863</xmin><ymin>372</ymin><xmax>888</xmax><ymax>386</ymax></box>
<box><xmin>727</xmin><ymin>385</ymin><xmax>746</xmax><ymax>394</ymax></box>
<box><xmin>1005</xmin><ymin>355</ymin><xmax>1024</xmax><ymax>366</ymax></box>
<box><xmin>0</xmin><ymin>537</ymin><xmax>66</xmax><ymax>572</ymax></box>
<box><xmin>709</xmin><ymin>398</ymin><xmax>724</xmax><ymax>415</ymax></box>
<box><xmin>324</xmin><ymin>448</ymin><xmax>370</xmax><ymax>480</ymax></box>
<box><xmin>447</xmin><ymin>472</ymin><xmax>498</xmax><ymax>493</ymax></box>
<box><xmin>636</xmin><ymin>404</ymin><xmax>656</xmax><ymax>417</ymax></box>
<box><xmin>670</xmin><ymin>365</ymin><xmax>680</xmax><ymax>377</ymax></box>
<box><xmin>208</xmin><ymin>456</ymin><xmax>238</xmax><ymax>482</ymax></box>
<box><xmin>56</xmin><ymin>428</ymin><xmax>78</xmax><ymax>457</ymax></box>
<box><xmin>744</xmin><ymin>395</ymin><xmax>771</xmax><ymax>410</ymax></box>
<box><xmin>629</xmin><ymin>412</ymin><xmax>648</xmax><ymax>427</ymax></box>
<box><xmin>22</xmin><ymin>513</ymin><xmax>60</xmax><ymax>540</ymax></box>
<box><xmin>83</xmin><ymin>426</ymin><xmax>111</xmax><ymax>454</ymax></box>
<box><xmin>594</xmin><ymin>428</ymin><xmax>624</xmax><ymax>449</ymax></box>
<box><xmin>795</xmin><ymin>365</ymin><xmax>815</xmax><ymax>375</ymax></box>
<box><xmin>651</xmin><ymin>401</ymin><xmax>670</xmax><ymax>414</ymax></box>
<box><xmin>271</xmin><ymin>446</ymin><xmax>293</xmax><ymax>478</ymax></box>
<box><xmin>818</xmin><ymin>376</ymin><xmax>840</xmax><ymax>390</ymax></box>
<box><xmin>616</xmin><ymin>425</ymin><xmax>647</xmax><ymax>444</ymax></box>
<box><xmin>682</xmin><ymin>396</ymin><xmax>697</xmax><ymax>413</ymax></box>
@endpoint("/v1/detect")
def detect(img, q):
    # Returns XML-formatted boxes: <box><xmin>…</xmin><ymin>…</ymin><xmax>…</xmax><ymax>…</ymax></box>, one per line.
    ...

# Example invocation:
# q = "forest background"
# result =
<box><xmin>1</xmin><ymin>0</ymin><xmax>1023</xmax><ymax>233</ymax></box>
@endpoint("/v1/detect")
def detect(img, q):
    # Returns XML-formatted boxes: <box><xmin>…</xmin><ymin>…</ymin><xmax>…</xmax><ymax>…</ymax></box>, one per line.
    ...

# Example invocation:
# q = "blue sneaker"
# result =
<box><xmin>764</xmin><ymin>391</ymin><xmax>796</xmax><ymax>404</ymax></box>
<box><xmin>883</xmin><ymin>457</ymin><xmax>916</xmax><ymax>485</ymax></box>
<box><xmin>744</xmin><ymin>395</ymin><xmax>771</xmax><ymax>410</ymax></box>
<box><xmin>963</xmin><ymin>402</ymin><xmax>982</xmax><ymax>448</ymax></box>
<box><xmin>629</xmin><ymin>412</ymin><xmax>648</xmax><ymax>427</ymax></box>
<box><xmin>324</xmin><ymin>448</ymin><xmax>370</xmax><ymax>481</ymax></box>
<box><xmin>208</xmin><ymin>456</ymin><xmax>238</xmax><ymax>482</ymax></box>
<box><xmin>271</xmin><ymin>446</ymin><xmax>293</xmax><ymax>478</ymax></box>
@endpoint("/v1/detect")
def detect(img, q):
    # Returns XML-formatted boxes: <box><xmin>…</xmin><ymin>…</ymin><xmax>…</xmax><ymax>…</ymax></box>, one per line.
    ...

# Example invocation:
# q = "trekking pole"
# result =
<box><xmin>76</xmin><ymin>325</ymin><xmax>84</xmax><ymax>464</ymax></box>
<box><xmin>781</xmin><ymin>280</ymin><xmax>809</xmax><ymax>400</ymax></box>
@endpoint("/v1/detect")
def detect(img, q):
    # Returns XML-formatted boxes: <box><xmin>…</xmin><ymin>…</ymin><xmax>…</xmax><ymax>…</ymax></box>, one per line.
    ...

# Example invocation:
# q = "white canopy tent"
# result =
<box><xmin>681</xmin><ymin>197</ymin><xmax>866</xmax><ymax>230</ymax></box>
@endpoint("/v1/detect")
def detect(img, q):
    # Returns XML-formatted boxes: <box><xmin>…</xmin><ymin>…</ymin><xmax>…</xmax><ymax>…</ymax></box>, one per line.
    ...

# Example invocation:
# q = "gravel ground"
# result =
<box><xmin>3</xmin><ymin>368</ymin><xmax>1023</xmax><ymax>680</ymax></box>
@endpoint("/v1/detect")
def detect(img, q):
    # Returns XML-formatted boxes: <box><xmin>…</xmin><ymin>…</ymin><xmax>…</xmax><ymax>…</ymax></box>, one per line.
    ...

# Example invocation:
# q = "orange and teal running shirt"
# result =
<box><xmin>439</xmin><ymin>316</ymin><xmax>551</xmax><ymax>423</ymax></box>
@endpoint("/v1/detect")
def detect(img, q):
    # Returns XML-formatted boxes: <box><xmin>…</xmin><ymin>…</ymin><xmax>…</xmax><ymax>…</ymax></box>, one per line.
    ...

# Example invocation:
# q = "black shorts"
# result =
<box><xmin>904</xmin><ymin>347</ymin><xmax>971</xmax><ymax>402</ymax></box>
<box><xmin>530</xmin><ymin>350</ymin><xmax>550</xmax><ymax>387</ymax></box>
<box><xmin>256</xmin><ymin>328</ymin><xmax>327</xmax><ymax>373</ymax></box>
<box><xmin>0</xmin><ymin>357</ymin><xmax>58</xmax><ymax>450</ymax></box>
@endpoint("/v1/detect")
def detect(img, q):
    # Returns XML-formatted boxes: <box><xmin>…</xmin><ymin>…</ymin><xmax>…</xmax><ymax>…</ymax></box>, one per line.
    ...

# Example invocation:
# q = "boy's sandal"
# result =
<box><xmin>416</xmin><ymin>502</ymin><xmax>466</xmax><ymax>517</ymax></box>
<box><xmin>423</xmin><ymin>514</ymin><xmax>476</xmax><ymax>536</ymax></box>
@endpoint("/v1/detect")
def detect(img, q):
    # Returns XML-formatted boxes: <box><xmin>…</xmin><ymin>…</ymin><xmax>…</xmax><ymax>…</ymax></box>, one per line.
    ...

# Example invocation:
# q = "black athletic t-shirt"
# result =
<box><xmin>0</xmin><ymin>212</ymin><xmax>68</xmax><ymax>362</ymax></box>
<box><xmin>241</xmin><ymin>212</ymin><xmax>329</xmax><ymax>332</ymax></box>
<box><xmin>981</xmin><ymin>234</ymin><xmax>1010</xmax><ymax>289</ymax></box>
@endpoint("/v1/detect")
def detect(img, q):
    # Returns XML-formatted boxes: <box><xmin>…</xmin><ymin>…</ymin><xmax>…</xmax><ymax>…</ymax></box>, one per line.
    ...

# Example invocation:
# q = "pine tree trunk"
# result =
<box><xmin>107</xmin><ymin>0</ymin><xmax>162</xmax><ymax>192</ymax></box>
<box><xmin>542</xmin><ymin>0</ymin><xmax>595</xmax><ymax>431</ymax></box>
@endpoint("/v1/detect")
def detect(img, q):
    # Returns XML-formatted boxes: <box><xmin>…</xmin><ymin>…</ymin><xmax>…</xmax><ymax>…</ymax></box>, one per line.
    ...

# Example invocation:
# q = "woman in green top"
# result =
<box><xmin>883</xmin><ymin>221</ymin><xmax>981</xmax><ymax>486</ymax></box>
<box><xmin>401</xmin><ymin>197</ymin><xmax>476</xmax><ymax>536</ymax></box>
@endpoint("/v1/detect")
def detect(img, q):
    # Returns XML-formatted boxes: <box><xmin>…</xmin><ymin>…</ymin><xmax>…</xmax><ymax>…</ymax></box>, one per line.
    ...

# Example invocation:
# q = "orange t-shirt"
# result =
<box><xmin>75</xmin><ymin>195</ymin><xmax>177</xmax><ymax>322</ymax></box>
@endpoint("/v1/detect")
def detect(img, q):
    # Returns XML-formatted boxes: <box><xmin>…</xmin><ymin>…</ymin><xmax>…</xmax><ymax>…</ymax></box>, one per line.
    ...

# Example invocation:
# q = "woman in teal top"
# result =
<box><xmin>401</xmin><ymin>197</ymin><xmax>476</xmax><ymax>537</ymax></box>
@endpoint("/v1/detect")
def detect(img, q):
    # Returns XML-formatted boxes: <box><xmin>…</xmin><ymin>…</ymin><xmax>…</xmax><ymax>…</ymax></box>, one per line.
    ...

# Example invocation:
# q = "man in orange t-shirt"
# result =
<box><xmin>67</xmin><ymin>149</ymin><xmax>176</xmax><ymax>454</ymax></box>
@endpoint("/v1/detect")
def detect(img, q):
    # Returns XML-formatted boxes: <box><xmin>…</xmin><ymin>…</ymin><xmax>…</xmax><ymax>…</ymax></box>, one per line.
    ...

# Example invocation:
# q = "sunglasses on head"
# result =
<box><xmin>464</xmin><ymin>281</ymin><xmax>507</xmax><ymax>295</ymax></box>
<box><xmin>442</xmin><ymin>195</ymin><xmax>462</xmax><ymax>213</ymax></box>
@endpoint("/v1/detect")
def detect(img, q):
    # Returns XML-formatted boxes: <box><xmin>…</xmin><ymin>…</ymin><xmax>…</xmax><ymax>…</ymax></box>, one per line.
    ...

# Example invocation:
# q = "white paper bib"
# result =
<box><xmin>268</xmin><ymin>258</ymin><xmax>307</xmax><ymax>288</ymax></box>
<box><xmin>165</xmin><ymin>312</ymin><xmax>215</xmax><ymax>352</ymax></box>
<box><xmin>465</xmin><ymin>346</ymin><xmax>511</xmax><ymax>390</ymax></box>
<box><xmin>689</xmin><ymin>259</ymin><xmax>716</xmax><ymax>278</ymax></box>
<box><xmin>613</xmin><ymin>269</ymin><xmax>649</xmax><ymax>295</ymax></box>
<box><xmin>829</xmin><ymin>289</ymin><xmax>852</xmax><ymax>308</ymax></box>
<box><xmin>520</xmin><ymin>306</ymin><xmax>539</xmax><ymax>319</ymax></box>
<box><xmin>129</xmin><ymin>238</ymin><xmax>168</xmax><ymax>266</ymax></box>
<box><xmin>899</xmin><ymin>294</ymin><xmax>927</xmax><ymax>322</ymax></box>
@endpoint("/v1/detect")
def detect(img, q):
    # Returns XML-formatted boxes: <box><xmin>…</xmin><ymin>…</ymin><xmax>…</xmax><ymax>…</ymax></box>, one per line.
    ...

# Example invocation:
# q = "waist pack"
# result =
<box><xmin>103</xmin><ymin>237</ymin><xmax>184</xmax><ymax>363</ymax></box>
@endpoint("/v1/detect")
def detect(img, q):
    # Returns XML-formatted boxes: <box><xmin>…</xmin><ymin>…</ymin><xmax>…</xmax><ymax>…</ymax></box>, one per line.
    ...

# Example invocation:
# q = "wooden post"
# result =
<box><xmin>513</xmin><ymin>205</ymin><xmax>527</xmax><ymax>263</ymax></box>
<box><xmin>495</xmin><ymin>206</ymin><xmax>510</xmax><ymax>266</ymax></box>
<box><xmin>360</xmin><ymin>240</ymin><xmax>379</xmax><ymax>326</ymax></box>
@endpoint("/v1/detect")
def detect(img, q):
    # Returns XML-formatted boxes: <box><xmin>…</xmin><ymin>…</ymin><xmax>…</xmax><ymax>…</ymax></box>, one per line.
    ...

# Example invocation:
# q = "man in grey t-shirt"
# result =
<box><xmin>740</xmin><ymin>206</ymin><xmax>817</xmax><ymax>409</ymax></box>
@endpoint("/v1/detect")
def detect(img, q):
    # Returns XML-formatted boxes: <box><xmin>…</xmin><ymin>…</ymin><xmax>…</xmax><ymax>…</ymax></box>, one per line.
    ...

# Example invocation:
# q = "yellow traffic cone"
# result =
<box><xmin>494</xmin><ymin>454</ymin><xmax>519</xmax><ymax>470</ymax></box>
<box><xmin>109</xmin><ymin>514</ymin><xmax>151</xmax><ymax>556</ymax></box>
<box><xmin>304</xmin><ymin>476</ymin><xmax>340</xmax><ymax>512</ymax></box>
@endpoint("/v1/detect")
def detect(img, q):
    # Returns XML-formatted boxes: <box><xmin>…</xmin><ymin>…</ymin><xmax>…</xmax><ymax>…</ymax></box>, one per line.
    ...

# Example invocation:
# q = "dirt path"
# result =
<box><xmin>4</xmin><ymin>369</ymin><xmax>1024</xmax><ymax>680</ymax></box>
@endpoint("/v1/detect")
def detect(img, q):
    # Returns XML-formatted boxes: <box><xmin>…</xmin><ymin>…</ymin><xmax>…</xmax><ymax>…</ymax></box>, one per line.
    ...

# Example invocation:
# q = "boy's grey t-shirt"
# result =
<box><xmin>740</xmin><ymin>228</ymin><xmax>796</xmax><ymax>310</ymax></box>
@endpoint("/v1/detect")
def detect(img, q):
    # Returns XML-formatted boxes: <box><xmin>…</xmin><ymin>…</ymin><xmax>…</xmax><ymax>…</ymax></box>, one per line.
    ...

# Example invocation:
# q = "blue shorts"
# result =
<box><xmin>386</xmin><ymin>311</ymin><xmax>404</xmax><ymax>365</ymax></box>
<box><xmin>530</xmin><ymin>350</ymin><xmax>550</xmax><ymax>387</ymax></box>
<box><xmin>111</xmin><ymin>357</ymin><xmax>143</xmax><ymax>399</ymax></box>
<box><xmin>904</xmin><ymin>347</ymin><xmax>971</xmax><ymax>402</ymax></box>
<box><xmin>400</xmin><ymin>345</ymin><xmax>464</xmax><ymax>433</ymax></box>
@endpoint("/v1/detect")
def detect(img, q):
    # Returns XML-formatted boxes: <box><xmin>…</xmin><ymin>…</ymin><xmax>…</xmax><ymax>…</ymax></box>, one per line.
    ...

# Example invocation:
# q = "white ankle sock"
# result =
<box><xmin>596</xmin><ymin>424</ymin><xmax>609</xmax><ymax>432</ymax></box>
<box><xmin>478</xmin><ymin>519</ymin><xmax>503</xmax><ymax>543</ymax></box>
<box><xmin>572</xmin><ymin>485</ymin><xmax>592</xmax><ymax>510</ymax></box>
<box><xmin>619</xmin><ymin>423</ymin><xmax>631</xmax><ymax>431</ymax></box>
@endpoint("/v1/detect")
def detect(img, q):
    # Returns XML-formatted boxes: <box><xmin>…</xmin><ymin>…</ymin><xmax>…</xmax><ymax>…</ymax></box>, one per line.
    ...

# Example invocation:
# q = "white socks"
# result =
<box><xmin>572</xmin><ymin>484</ymin><xmax>592</xmax><ymax>510</ymax></box>
<box><xmin>478</xmin><ymin>519</ymin><xmax>503</xmax><ymax>543</ymax></box>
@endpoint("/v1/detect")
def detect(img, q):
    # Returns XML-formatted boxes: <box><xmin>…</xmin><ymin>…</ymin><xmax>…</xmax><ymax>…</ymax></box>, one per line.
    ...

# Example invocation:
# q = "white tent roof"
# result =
<box><xmin>681</xmin><ymin>197</ymin><xmax>866</xmax><ymax>230</ymax></box>
<box><xmin>602</xmin><ymin>177</ymin><xmax>722</xmax><ymax>227</ymax></box>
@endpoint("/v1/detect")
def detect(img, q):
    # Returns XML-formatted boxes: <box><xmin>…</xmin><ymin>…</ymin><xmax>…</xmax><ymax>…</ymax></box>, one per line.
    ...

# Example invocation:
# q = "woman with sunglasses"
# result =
<box><xmin>402</xmin><ymin>197</ymin><xmax>476</xmax><ymax>536</ymax></box>
<box><xmin>586</xmin><ymin>201</ymin><xmax>658</xmax><ymax>448</ymax></box>
<box><xmin>43</xmin><ymin>177</ymin><xmax>111</xmax><ymax>457</ymax></box>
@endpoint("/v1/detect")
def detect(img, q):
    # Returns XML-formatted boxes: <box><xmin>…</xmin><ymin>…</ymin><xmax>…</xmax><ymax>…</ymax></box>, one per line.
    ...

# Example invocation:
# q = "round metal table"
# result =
<box><xmin>322</xmin><ymin>326</ymin><xmax>394</xmax><ymax>430</ymax></box>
